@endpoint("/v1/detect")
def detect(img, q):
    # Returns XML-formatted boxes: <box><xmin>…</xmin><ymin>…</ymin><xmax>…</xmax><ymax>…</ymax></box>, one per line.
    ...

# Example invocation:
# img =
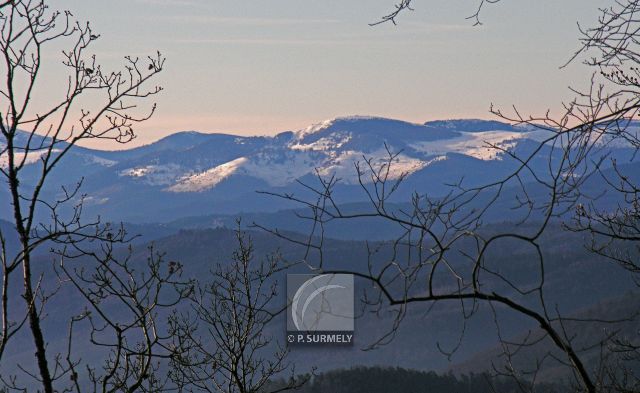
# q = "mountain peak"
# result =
<box><xmin>299</xmin><ymin>116</ymin><xmax>428</xmax><ymax>138</ymax></box>
<box><xmin>293</xmin><ymin>116</ymin><xmax>459</xmax><ymax>150</ymax></box>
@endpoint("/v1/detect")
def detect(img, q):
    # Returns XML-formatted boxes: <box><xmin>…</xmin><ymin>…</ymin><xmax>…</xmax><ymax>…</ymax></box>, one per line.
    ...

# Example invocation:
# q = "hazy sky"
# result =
<box><xmin>45</xmin><ymin>0</ymin><xmax>603</xmax><ymax>148</ymax></box>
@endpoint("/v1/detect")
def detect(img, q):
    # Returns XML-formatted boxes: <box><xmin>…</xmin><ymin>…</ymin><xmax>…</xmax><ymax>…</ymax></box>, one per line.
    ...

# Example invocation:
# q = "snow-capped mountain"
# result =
<box><xmin>0</xmin><ymin>116</ymin><xmax>631</xmax><ymax>223</ymax></box>
<box><xmin>117</xmin><ymin>117</ymin><xmax>548</xmax><ymax>192</ymax></box>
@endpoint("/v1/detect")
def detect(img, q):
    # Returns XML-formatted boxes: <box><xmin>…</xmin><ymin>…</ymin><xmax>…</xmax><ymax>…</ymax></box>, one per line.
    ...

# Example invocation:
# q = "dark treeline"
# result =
<box><xmin>267</xmin><ymin>366</ymin><xmax>563</xmax><ymax>393</ymax></box>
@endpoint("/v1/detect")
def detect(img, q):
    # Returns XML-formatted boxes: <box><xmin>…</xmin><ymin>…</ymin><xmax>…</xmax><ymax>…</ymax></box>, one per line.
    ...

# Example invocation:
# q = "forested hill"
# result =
<box><xmin>265</xmin><ymin>366</ymin><xmax>560</xmax><ymax>393</ymax></box>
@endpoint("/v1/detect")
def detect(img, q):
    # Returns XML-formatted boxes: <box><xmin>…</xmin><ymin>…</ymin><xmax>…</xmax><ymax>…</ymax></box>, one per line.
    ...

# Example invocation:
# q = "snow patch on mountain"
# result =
<box><xmin>168</xmin><ymin>152</ymin><xmax>320</xmax><ymax>192</ymax></box>
<box><xmin>243</xmin><ymin>151</ymin><xmax>318</xmax><ymax>186</ymax></box>
<box><xmin>297</xmin><ymin>118</ymin><xmax>336</xmax><ymax>139</ymax></box>
<box><xmin>168</xmin><ymin>157</ymin><xmax>247</xmax><ymax>192</ymax></box>
<box><xmin>289</xmin><ymin>131</ymin><xmax>352</xmax><ymax>151</ymax></box>
<box><xmin>119</xmin><ymin>164</ymin><xmax>185</xmax><ymax>186</ymax></box>
<box><xmin>0</xmin><ymin>149</ymin><xmax>59</xmax><ymax>168</ymax></box>
<box><xmin>413</xmin><ymin>130</ymin><xmax>546</xmax><ymax>160</ymax></box>
<box><xmin>317</xmin><ymin>149</ymin><xmax>432</xmax><ymax>184</ymax></box>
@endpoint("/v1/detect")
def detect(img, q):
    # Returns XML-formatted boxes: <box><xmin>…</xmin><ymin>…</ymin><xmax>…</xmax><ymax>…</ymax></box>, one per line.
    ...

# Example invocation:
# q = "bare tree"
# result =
<box><xmin>256</xmin><ymin>1</ymin><xmax>640</xmax><ymax>392</ymax></box>
<box><xmin>256</xmin><ymin>143</ymin><xmax>603</xmax><ymax>392</ymax></box>
<box><xmin>52</xmin><ymin>244</ymin><xmax>191</xmax><ymax>392</ymax></box>
<box><xmin>169</xmin><ymin>226</ymin><xmax>306</xmax><ymax>393</ymax></box>
<box><xmin>0</xmin><ymin>1</ymin><xmax>192</xmax><ymax>392</ymax></box>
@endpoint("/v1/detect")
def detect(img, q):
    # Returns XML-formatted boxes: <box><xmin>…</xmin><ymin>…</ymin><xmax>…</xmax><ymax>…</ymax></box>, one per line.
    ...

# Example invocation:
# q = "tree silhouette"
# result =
<box><xmin>259</xmin><ymin>1</ymin><xmax>640</xmax><ymax>392</ymax></box>
<box><xmin>169</xmin><ymin>226</ymin><xmax>306</xmax><ymax>393</ymax></box>
<box><xmin>0</xmin><ymin>1</ymin><xmax>191</xmax><ymax>391</ymax></box>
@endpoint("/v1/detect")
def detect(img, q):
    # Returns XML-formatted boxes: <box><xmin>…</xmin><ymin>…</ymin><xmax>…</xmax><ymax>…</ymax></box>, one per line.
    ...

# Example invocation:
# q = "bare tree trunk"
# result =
<box><xmin>7</xmin><ymin>136</ymin><xmax>52</xmax><ymax>392</ymax></box>
<box><xmin>21</xmin><ymin>252</ymin><xmax>52</xmax><ymax>393</ymax></box>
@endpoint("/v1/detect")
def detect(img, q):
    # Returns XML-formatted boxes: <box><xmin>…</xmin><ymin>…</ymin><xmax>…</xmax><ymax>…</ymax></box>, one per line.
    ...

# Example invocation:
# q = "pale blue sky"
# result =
<box><xmin>46</xmin><ymin>0</ymin><xmax>603</xmax><ymax>147</ymax></box>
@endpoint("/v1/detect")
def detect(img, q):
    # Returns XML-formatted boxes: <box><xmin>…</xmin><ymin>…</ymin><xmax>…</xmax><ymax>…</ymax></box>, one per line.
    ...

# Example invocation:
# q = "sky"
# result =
<box><xmin>43</xmin><ymin>0</ymin><xmax>604</xmax><ymax>149</ymax></box>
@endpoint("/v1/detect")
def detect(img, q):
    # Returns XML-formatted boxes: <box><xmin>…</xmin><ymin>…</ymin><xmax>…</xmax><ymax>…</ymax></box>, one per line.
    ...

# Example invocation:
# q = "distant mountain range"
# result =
<box><xmin>1</xmin><ymin>116</ymin><xmax>637</xmax><ymax>223</ymax></box>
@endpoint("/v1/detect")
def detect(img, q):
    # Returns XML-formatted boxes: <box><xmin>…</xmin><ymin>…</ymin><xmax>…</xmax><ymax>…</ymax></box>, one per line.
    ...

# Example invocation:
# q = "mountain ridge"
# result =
<box><xmin>1</xmin><ymin>116</ymin><xmax>637</xmax><ymax>223</ymax></box>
